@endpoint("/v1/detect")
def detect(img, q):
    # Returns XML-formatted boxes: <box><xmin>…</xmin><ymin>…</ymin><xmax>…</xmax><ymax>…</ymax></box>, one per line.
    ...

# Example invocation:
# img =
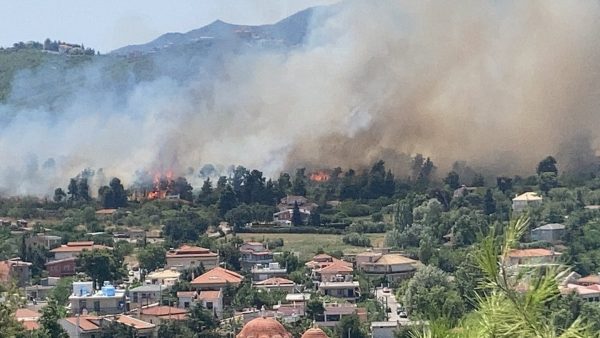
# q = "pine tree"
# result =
<box><xmin>291</xmin><ymin>201</ymin><xmax>303</xmax><ymax>226</ymax></box>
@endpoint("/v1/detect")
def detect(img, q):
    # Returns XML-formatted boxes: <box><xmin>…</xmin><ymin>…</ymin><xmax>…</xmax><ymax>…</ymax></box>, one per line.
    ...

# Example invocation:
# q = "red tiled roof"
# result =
<box><xmin>15</xmin><ymin>309</ymin><xmax>40</xmax><ymax>320</ymax></box>
<box><xmin>578</xmin><ymin>275</ymin><xmax>600</xmax><ymax>285</ymax></box>
<box><xmin>141</xmin><ymin>305</ymin><xmax>187</xmax><ymax>317</ymax></box>
<box><xmin>50</xmin><ymin>242</ymin><xmax>110</xmax><ymax>253</ymax></box>
<box><xmin>65</xmin><ymin>316</ymin><xmax>101</xmax><ymax>331</ymax></box>
<box><xmin>22</xmin><ymin>321</ymin><xmax>40</xmax><ymax>331</ymax></box>
<box><xmin>166</xmin><ymin>245</ymin><xmax>217</xmax><ymax>258</ymax></box>
<box><xmin>318</xmin><ymin>260</ymin><xmax>353</xmax><ymax>273</ymax></box>
<box><xmin>508</xmin><ymin>248</ymin><xmax>559</xmax><ymax>258</ymax></box>
<box><xmin>198</xmin><ymin>290</ymin><xmax>222</xmax><ymax>300</ymax></box>
<box><xmin>191</xmin><ymin>267</ymin><xmax>244</xmax><ymax>286</ymax></box>
<box><xmin>116</xmin><ymin>315</ymin><xmax>155</xmax><ymax>330</ymax></box>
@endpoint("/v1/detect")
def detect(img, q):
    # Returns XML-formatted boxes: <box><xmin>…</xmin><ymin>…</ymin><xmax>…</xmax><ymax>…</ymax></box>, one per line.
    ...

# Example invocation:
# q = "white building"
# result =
<box><xmin>512</xmin><ymin>192</ymin><xmax>543</xmax><ymax>213</ymax></box>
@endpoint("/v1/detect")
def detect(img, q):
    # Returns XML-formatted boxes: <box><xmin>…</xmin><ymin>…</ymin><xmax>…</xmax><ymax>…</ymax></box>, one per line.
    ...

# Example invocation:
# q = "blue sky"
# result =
<box><xmin>0</xmin><ymin>0</ymin><xmax>337</xmax><ymax>53</ymax></box>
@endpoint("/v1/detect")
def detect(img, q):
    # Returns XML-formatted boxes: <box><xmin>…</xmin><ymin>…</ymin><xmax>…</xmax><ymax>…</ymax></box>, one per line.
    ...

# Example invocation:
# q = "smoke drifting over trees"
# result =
<box><xmin>1</xmin><ymin>0</ymin><xmax>600</xmax><ymax>195</ymax></box>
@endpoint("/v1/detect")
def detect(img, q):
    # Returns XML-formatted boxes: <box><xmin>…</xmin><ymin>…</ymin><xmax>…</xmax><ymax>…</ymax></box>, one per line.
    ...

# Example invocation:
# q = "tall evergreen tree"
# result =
<box><xmin>291</xmin><ymin>201</ymin><xmax>303</xmax><ymax>226</ymax></box>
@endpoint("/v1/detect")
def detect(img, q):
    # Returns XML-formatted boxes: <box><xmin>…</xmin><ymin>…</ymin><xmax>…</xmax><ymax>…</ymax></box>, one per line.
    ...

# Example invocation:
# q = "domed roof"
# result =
<box><xmin>236</xmin><ymin>317</ymin><xmax>292</xmax><ymax>338</ymax></box>
<box><xmin>301</xmin><ymin>327</ymin><xmax>329</xmax><ymax>338</ymax></box>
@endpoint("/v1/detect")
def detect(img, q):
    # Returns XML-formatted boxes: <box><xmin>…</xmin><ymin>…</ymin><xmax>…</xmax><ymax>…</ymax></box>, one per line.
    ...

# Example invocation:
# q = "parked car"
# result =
<box><xmin>382</xmin><ymin>287</ymin><xmax>391</xmax><ymax>293</ymax></box>
<box><xmin>398</xmin><ymin>311</ymin><xmax>408</xmax><ymax>318</ymax></box>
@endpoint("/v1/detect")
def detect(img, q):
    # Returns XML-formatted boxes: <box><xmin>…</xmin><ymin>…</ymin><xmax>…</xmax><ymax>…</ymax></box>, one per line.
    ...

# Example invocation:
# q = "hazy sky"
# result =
<box><xmin>0</xmin><ymin>0</ymin><xmax>338</xmax><ymax>53</ymax></box>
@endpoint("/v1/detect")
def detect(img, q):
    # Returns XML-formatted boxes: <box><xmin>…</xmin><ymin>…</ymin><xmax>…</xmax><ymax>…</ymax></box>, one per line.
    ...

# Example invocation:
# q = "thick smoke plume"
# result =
<box><xmin>1</xmin><ymin>0</ymin><xmax>600</xmax><ymax>195</ymax></box>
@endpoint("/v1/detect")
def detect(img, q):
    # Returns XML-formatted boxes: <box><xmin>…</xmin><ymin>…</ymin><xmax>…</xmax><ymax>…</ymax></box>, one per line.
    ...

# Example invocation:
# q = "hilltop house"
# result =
<box><xmin>45</xmin><ymin>258</ymin><xmax>76</xmax><ymax>277</ymax></box>
<box><xmin>145</xmin><ymin>268</ymin><xmax>181</xmax><ymax>286</ymax></box>
<box><xmin>512</xmin><ymin>192</ymin><xmax>543</xmax><ymax>213</ymax></box>
<box><xmin>506</xmin><ymin>248</ymin><xmax>560</xmax><ymax>267</ymax></box>
<box><xmin>240</xmin><ymin>242</ymin><xmax>274</xmax><ymax>271</ymax></box>
<box><xmin>190</xmin><ymin>267</ymin><xmax>244</xmax><ymax>290</ymax></box>
<box><xmin>531</xmin><ymin>223</ymin><xmax>566</xmax><ymax>243</ymax></box>
<box><xmin>251</xmin><ymin>262</ymin><xmax>288</xmax><ymax>281</ymax></box>
<box><xmin>356</xmin><ymin>251</ymin><xmax>419</xmax><ymax>282</ymax></box>
<box><xmin>69</xmin><ymin>281</ymin><xmax>127</xmax><ymax>315</ymax></box>
<box><xmin>254</xmin><ymin>277</ymin><xmax>296</xmax><ymax>293</ymax></box>
<box><xmin>165</xmin><ymin>245</ymin><xmax>219</xmax><ymax>271</ymax></box>
<box><xmin>50</xmin><ymin>241</ymin><xmax>110</xmax><ymax>260</ymax></box>
<box><xmin>0</xmin><ymin>258</ymin><xmax>31</xmax><ymax>287</ymax></box>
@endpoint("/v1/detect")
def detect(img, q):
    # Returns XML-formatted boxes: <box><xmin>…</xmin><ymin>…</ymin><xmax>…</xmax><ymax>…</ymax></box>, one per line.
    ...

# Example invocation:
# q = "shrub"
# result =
<box><xmin>342</xmin><ymin>232</ymin><xmax>371</xmax><ymax>247</ymax></box>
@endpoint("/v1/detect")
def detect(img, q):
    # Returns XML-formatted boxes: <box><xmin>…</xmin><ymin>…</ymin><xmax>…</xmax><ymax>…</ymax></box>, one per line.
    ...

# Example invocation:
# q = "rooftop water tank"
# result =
<box><xmin>101</xmin><ymin>281</ymin><xmax>116</xmax><ymax>297</ymax></box>
<box><xmin>72</xmin><ymin>281</ymin><xmax>94</xmax><ymax>297</ymax></box>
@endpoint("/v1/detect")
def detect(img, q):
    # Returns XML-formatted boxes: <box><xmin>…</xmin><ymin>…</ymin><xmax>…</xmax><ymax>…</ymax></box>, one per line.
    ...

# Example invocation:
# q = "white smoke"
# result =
<box><xmin>1</xmin><ymin>0</ymin><xmax>600</xmax><ymax>196</ymax></box>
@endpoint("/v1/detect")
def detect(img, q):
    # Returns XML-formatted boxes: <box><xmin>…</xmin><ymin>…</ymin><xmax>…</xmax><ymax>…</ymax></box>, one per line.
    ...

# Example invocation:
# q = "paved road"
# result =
<box><xmin>375</xmin><ymin>287</ymin><xmax>402</xmax><ymax>322</ymax></box>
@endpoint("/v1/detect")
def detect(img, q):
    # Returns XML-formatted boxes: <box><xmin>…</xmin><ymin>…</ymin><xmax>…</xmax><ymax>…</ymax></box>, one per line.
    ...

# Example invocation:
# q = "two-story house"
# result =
<box><xmin>69</xmin><ymin>281</ymin><xmax>127</xmax><ymax>315</ymax></box>
<box><xmin>512</xmin><ymin>192</ymin><xmax>543</xmax><ymax>213</ymax></box>
<box><xmin>531</xmin><ymin>223</ymin><xmax>566</xmax><ymax>243</ymax></box>
<box><xmin>0</xmin><ymin>258</ymin><xmax>32</xmax><ymax>287</ymax></box>
<box><xmin>240</xmin><ymin>242</ymin><xmax>274</xmax><ymax>271</ymax></box>
<box><xmin>165</xmin><ymin>245</ymin><xmax>219</xmax><ymax>271</ymax></box>
<box><xmin>190</xmin><ymin>267</ymin><xmax>244</xmax><ymax>290</ymax></box>
<box><xmin>356</xmin><ymin>252</ymin><xmax>419</xmax><ymax>282</ymax></box>
<box><xmin>251</xmin><ymin>262</ymin><xmax>288</xmax><ymax>281</ymax></box>
<box><xmin>50</xmin><ymin>241</ymin><xmax>111</xmax><ymax>260</ymax></box>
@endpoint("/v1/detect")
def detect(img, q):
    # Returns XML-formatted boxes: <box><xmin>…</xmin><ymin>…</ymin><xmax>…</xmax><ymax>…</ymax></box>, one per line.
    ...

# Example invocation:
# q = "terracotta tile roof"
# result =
<box><xmin>147</xmin><ymin>269</ymin><xmax>181</xmax><ymax>279</ymax></box>
<box><xmin>236</xmin><ymin>316</ymin><xmax>292</xmax><ymax>338</ymax></box>
<box><xmin>50</xmin><ymin>242</ymin><xmax>110</xmax><ymax>253</ymax></box>
<box><xmin>166</xmin><ymin>245</ymin><xmax>217</xmax><ymax>258</ymax></box>
<box><xmin>254</xmin><ymin>277</ymin><xmax>295</xmax><ymax>286</ymax></box>
<box><xmin>65</xmin><ymin>316</ymin><xmax>101</xmax><ymax>331</ymax></box>
<box><xmin>0</xmin><ymin>261</ymin><xmax>9</xmax><ymax>282</ymax></box>
<box><xmin>141</xmin><ymin>305</ymin><xmax>187</xmax><ymax>317</ymax></box>
<box><xmin>513</xmin><ymin>192</ymin><xmax>543</xmax><ymax>202</ymax></box>
<box><xmin>313</xmin><ymin>254</ymin><xmax>333</xmax><ymax>261</ymax></box>
<box><xmin>22</xmin><ymin>321</ymin><xmax>40</xmax><ymax>330</ymax></box>
<box><xmin>318</xmin><ymin>260</ymin><xmax>353</xmax><ymax>273</ymax></box>
<box><xmin>116</xmin><ymin>315</ymin><xmax>155</xmax><ymax>330</ymax></box>
<box><xmin>578</xmin><ymin>275</ymin><xmax>600</xmax><ymax>285</ymax></box>
<box><xmin>508</xmin><ymin>248</ymin><xmax>559</xmax><ymax>258</ymax></box>
<box><xmin>198</xmin><ymin>290</ymin><xmax>222</xmax><ymax>300</ymax></box>
<box><xmin>373</xmin><ymin>254</ymin><xmax>418</xmax><ymax>265</ymax></box>
<box><xmin>15</xmin><ymin>309</ymin><xmax>40</xmax><ymax>320</ymax></box>
<box><xmin>191</xmin><ymin>267</ymin><xmax>244</xmax><ymax>286</ymax></box>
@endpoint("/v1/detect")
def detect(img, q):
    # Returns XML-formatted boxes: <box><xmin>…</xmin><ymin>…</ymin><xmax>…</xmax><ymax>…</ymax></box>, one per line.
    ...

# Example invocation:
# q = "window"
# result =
<box><xmin>184</xmin><ymin>302</ymin><xmax>190</xmax><ymax>308</ymax></box>
<box><xmin>206</xmin><ymin>302</ymin><xmax>213</xmax><ymax>309</ymax></box>
<box><xmin>93</xmin><ymin>300</ymin><xmax>100</xmax><ymax>312</ymax></box>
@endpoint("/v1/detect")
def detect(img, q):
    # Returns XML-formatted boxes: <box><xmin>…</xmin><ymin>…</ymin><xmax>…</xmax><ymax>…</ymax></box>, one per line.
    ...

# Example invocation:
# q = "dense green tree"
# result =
<box><xmin>172</xmin><ymin>177</ymin><xmax>194</xmax><ymax>201</ymax></box>
<box><xmin>187</xmin><ymin>303</ymin><xmax>218</xmax><ymax>333</ymax></box>
<box><xmin>137</xmin><ymin>244</ymin><xmax>166</xmax><ymax>273</ymax></box>
<box><xmin>291</xmin><ymin>201</ymin><xmax>303</xmax><ymax>226</ymax></box>
<box><xmin>218</xmin><ymin>185</ymin><xmax>238</xmax><ymax>217</ymax></box>
<box><xmin>483</xmin><ymin>188</ymin><xmax>496</xmax><ymax>215</ymax></box>
<box><xmin>77</xmin><ymin>249</ymin><xmax>125</xmax><ymax>287</ymax></box>
<box><xmin>53</xmin><ymin>188</ymin><xmax>66</xmax><ymax>203</ymax></box>
<box><xmin>196</xmin><ymin>178</ymin><xmax>214</xmax><ymax>206</ymax></box>
<box><xmin>158</xmin><ymin>320</ymin><xmax>195</xmax><ymax>337</ymax></box>
<box><xmin>537</xmin><ymin>155</ymin><xmax>558</xmax><ymax>175</ymax></box>
<box><xmin>39</xmin><ymin>298</ymin><xmax>68</xmax><ymax>338</ymax></box>
<box><xmin>496</xmin><ymin>176</ymin><xmax>513</xmax><ymax>194</ymax></box>
<box><xmin>539</xmin><ymin>172</ymin><xmax>559</xmax><ymax>194</ymax></box>
<box><xmin>444</xmin><ymin>171</ymin><xmax>461</xmax><ymax>189</ymax></box>
<box><xmin>402</xmin><ymin>265</ymin><xmax>464</xmax><ymax>321</ymax></box>
<box><xmin>335</xmin><ymin>313</ymin><xmax>368</xmax><ymax>338</ymax></box>
<box><xmin>292</xmin><ymin>168</ymin><xmax>307</xmax><ymax>196</ymax></box>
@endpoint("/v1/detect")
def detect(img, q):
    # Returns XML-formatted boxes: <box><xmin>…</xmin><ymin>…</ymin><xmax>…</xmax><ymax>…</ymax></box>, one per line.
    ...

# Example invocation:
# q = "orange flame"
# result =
<box><xmin>310</xmin><ymin>170</ymin><xmax>330</xmax><ymax>182</ymax></box>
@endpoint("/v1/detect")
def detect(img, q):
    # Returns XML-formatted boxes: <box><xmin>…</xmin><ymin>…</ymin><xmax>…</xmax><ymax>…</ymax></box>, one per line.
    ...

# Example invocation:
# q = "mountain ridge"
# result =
<box><xmin>110</xmin><ymin>6</ymin><xmax>321</xmax><ymax>55</ymax></box>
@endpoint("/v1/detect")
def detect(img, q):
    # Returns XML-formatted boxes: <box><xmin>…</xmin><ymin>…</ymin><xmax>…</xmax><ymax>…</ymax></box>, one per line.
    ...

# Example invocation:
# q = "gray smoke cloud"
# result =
<box><xmin>1</xmin><ymin>0</ymin><xmax>600</xmax><ymax>196</ymax></box>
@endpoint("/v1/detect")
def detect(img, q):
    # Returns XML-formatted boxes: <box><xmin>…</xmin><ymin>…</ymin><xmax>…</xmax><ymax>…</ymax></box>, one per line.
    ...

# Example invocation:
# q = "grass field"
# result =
<box><xmin>236</xmin><ymin>233</ymin><xmax>386</xmax><ymax>260</ymax></box>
